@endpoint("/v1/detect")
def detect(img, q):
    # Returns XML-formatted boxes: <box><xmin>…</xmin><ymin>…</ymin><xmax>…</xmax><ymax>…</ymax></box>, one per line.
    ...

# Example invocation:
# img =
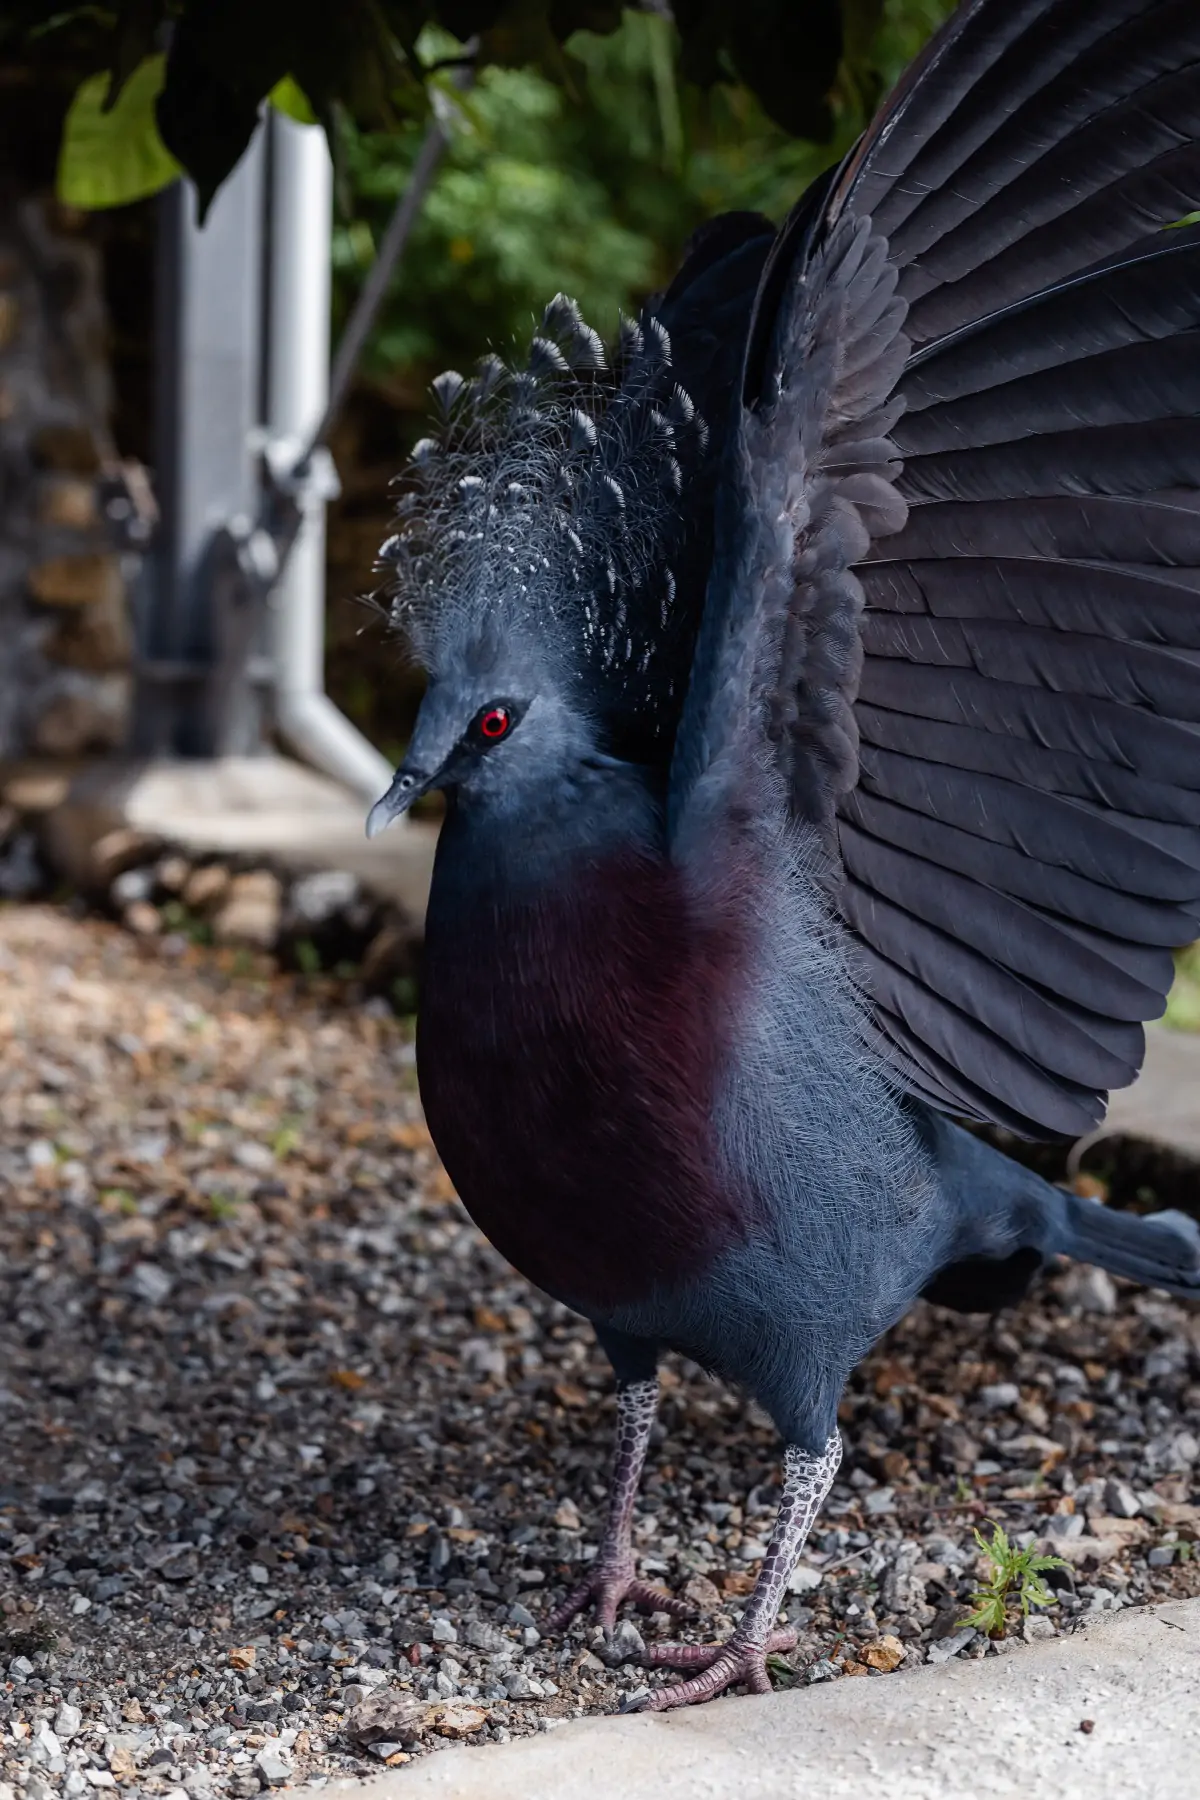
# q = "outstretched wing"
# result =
<box><xmin>668</xmin><ymin>0</ymin><xmax>1200</xmax><ymax>1138</ymax></box>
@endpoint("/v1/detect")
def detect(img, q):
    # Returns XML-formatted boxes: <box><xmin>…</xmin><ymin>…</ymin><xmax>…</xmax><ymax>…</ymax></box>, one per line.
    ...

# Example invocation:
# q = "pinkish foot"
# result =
<box><xmin>644</xmin><ymin>1627</ymin><xmax>798</xmax><ymax>1709</ymax></box>
<box><xmin>545</xmin><ymin>1558</ymin><xmax>695</xmax><ymax>1634</ymax></box>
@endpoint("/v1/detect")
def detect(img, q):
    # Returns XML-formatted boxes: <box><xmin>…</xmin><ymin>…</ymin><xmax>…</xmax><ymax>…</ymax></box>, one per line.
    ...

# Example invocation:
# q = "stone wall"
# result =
<box><xmin>0</xmin><ymin>198</ymin><xmax>131</xmax><ymax>760</ymax></box>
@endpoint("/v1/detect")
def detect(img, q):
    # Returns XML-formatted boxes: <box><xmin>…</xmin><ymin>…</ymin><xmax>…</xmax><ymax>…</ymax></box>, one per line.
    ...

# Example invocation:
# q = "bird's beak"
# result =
<box><xmin>365</xmin><ymin>764</ymin><xmax>434</xmax><ymax>839</ymax></box>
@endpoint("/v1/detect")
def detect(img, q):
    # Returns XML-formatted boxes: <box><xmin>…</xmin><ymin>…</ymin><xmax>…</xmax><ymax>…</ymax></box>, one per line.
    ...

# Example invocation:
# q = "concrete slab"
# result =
<box><xmin>1099</xmin><ymin>1026</ymin><xmax>1200</xmax><ymax>1160</ymax></box>
<box><xmin>314</xmin><ymin>1599</ymin><xmax>1200</xmax><ymax>1800</ymax></box>
<box><xmin>41</xmin><ymin>754</ymin><xmax>438</xmax><ymax>920</ymax></box>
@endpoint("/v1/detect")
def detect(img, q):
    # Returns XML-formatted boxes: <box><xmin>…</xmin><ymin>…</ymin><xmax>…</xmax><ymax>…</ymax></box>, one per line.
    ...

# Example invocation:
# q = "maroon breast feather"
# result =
<box><xmin>417</xmin><ymin>848</ymin><xmax>755</xmax><ymax>1312</ymax></box>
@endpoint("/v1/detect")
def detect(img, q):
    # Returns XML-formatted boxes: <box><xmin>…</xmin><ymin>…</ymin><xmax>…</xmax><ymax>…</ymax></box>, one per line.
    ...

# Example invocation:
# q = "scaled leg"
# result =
<box><xmin>645</xmin><ymin>1432</ymin><xmax>842</xmax><ymax>1709</ymax></box>
<box><xmin>546</xmin><ymin>1378</ymin><xmax>693</xmax><ymax>1632</ymax></box>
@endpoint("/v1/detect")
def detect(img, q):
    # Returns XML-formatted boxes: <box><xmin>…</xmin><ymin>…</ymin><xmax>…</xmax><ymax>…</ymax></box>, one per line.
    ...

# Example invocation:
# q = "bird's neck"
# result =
<box><xmin>432</xmin><ymin>758</ymin><xmax>664</xmax><ymax>915</ymax></box>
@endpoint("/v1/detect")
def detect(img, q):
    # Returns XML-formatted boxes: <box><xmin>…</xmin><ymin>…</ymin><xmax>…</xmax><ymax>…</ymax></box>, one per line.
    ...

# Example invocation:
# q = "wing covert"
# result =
<box><xmin>669</xmin><ymin>0</ymin><xmax>1200</xmax><ymax>1139</ymax></box>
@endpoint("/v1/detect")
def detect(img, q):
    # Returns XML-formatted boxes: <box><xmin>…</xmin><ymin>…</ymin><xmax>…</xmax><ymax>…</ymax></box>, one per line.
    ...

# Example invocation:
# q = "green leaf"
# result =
<box><xmin>268</xmin><ymin>75</ymin><xmax>319</xmax><ymax>125</ymax></box>
<box><xmin>57</xmin><ymin>52</ymin><xmax>181</xmax><ymax>210</ymax></box>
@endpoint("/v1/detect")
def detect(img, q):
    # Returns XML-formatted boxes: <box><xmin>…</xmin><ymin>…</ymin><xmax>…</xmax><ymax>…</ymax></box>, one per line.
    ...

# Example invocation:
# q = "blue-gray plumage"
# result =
<box><xmin>367</xmin><ymin>0</ymin><xmax>1200</xmax><ymax>1708</ymax></box>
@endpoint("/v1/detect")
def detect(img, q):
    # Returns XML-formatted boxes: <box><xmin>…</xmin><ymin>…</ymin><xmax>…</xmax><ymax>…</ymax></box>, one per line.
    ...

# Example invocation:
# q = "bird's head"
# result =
<box><xmin>365</xmin><ymin>296</ymin><xmax>708</xmax><ymax>836</ymax></box>
<box><xmin>365</xmin><ymin>632</ymin><xmax>596</xmax><ymax>835</ymax></box>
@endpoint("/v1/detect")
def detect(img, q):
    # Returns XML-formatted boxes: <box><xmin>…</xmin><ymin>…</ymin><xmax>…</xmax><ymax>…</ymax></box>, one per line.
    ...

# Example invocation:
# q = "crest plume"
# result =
<box><xmin>378</xmin><ymin>296</ymin><xmax>708</xmax><ymax>745</ymax></box>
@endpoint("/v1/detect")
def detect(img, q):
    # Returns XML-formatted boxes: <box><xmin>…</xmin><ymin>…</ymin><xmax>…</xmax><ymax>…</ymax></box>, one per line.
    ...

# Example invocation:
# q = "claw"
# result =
<box><xmin>646</xmin><ymin>1629</ymin><xmax>797</xmax><ymax>1709</ymax></box>
<box><xmin>545</xmin><ymin>1560</ymin><xmax>695</xmax><ymax>1635</ymax></box>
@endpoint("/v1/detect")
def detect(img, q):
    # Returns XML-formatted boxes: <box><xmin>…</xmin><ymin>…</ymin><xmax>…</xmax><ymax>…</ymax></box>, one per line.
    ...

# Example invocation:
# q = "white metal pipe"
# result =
<box><xmin>265</xmin><ymin>109</ymin><xmax>395</xmax><ymax>802</ymax></box>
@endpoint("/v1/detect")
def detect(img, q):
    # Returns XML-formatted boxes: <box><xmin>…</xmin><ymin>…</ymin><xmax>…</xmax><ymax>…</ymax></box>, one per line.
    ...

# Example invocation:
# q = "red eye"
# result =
<box><xmin>478</xmin><ymin>706</ymin><xmax>511</xmax><ymax>741</ymax></box>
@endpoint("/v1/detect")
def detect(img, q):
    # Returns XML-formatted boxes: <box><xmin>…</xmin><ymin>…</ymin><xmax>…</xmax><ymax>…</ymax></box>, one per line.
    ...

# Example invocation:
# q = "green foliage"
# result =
<box><xmin>960</xmin><ymin>1522</ymin><xmax>1067</xmax><ymax>1639</ymax></box>
<box><xmin>57</xmin><ymin>51</ymin><xmax>180</xmax><ymax>209</ymax></box>
<box><xmin>333</xmin><ymin>4</ymin><xmax>956</xmax><ymax>389</ymax></box>
<box><xmin>9</xmin><ymin>0</ymin><xmax>870</xmax><ymax>213</ymax></box>
<box><xmin>333</xmin><ymin>43</ymin><xmax>657</xmax><ymax>374</ymax></box>
<box><xmin>268</xmin><ymin>76</ymin><xmax>318</xmax><ymax>125</ymax></box>
<box><xmin>1166</xmin><ymin>944</ymin><xmax>1200</xmax><ymax>1032</ymax></box>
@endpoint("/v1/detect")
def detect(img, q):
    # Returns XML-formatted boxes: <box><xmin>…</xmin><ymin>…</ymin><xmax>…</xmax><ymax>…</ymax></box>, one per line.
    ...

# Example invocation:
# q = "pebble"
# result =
<box><xmin>926</xmin><ymin>1630</ymin><xmax>976</xmax><ymax>1664</ymax></box>
<box><xmin>183</xmin><ymin>865</ymin><xmax>231</xmax><ymax>912</ymax></box>
<box><xmin>129</xmin><ymin>1260</ymin><xmax>173</xmax><ymax>1306</ymax></box>
<box><xmin>287</xmin><ymin>871</ymin><xmax>360</xmax><ymax>927</ymax></box>
<box><xmin>604</xmin><ymin>1621</ymin><xmax>647</xmax><ymax>1666</ymax></box>
<box><xmin>253</xmin><ymin>1751</ymin><xmax>291</xmax><ymax>1788</ymax></box>
<box><xmin>1105</xmin><ymin>1480</ymin><xmax>1142</xmax><ymax>1519</ymax></box>
<box><xmin>978</xmin><ymin>1383</ymin><xmax>1021</xmax><ymax>1412</ymax></box>
<box><xmin>0</xmin><ymin>905</ymin><xmax>1197</xmax><ymax>1798</ymax></box>
<box><xmin>787</xmin><ymin>1565</ymin><xmax>822</xmax><ymax>1594</ymax></box>
<box><xmin>111</xmin><ymin>868</ymin><xmax>155</xmax><ymax>907</ymax></box>
<box><xmin>212</xmin><ymin>872</ymin><xmax>283</xmax><ymax>949</ymax></box>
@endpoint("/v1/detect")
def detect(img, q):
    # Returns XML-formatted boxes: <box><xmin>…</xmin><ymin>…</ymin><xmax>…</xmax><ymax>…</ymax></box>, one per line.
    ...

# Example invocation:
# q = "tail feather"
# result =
<box><xmin>1049</xmin><ymin>1191</ymin><xmax>1200</xmax><ymax>1297</ymax></box>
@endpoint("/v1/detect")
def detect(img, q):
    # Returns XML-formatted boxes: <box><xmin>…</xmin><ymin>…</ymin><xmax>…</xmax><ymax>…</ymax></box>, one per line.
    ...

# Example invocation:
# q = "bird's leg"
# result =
<box><xmin>545</xmin><ymin>1378</ymin><xmax>693</xmax><ymax>1632</ymax></box>
<box><xmin>644</xmin><ymin>1432</ymin><xmax>843</xmax><ymax>1710</ymax></box>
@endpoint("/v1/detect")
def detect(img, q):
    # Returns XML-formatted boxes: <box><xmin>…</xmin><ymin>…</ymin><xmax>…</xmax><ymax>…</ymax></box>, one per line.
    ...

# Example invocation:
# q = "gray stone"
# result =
<box><xmin>1105</xmin><ymin>1480</ymin><xmax>1142</xmax><ymax>1519</ymax></box>
<box><xmin>786</xmin><ymin>1564</ymin><xmax>822</xmax><ymax>1594</ymax></box>
<box><xmin>343</xmin><ymin>1688</ymin><xmax>426</xmax><ymax>1748</ymax></box>
<box><xmin>805</xmin><ymin>1658</ymin><xmax>839</xmax><ymax>1683</ymax></box>
<box><xmin>978</xmin><ymin>1383</ymin><xmax>1021</xmax><ymax>1412</ymax></box>
<box><xmin>129</xmin><ymin>1262</ymin><xmax>173</xmax><ymax>1306</ymax></box>
<box><xmin>54</xmin><ymin>1702</ymin><xmax>82</xmax><ymax>1739</ymax></box>
<box><xmin>254</xmin><ymin>1749</ymin><xmax>291</xmax><ymax>1788</ymax></box>
<box><xmin>430</xmin><ymin>1615</ymin><xmax>458</xmax><ymax>1645</ymax></box>
<box><xmin>287</xmin><ymin>869</ymin><xmax>360</xmax><ymax>926</ymax></box>
<box><xmin>111</xmin><ymin>866</ymin><xmax>155</xmax><ymax>906</ymax></box>
<box><xmin>1058</xmin><ymin>1265</ymin><xmax>1119</xmax><ymax>1315</ymax></box>
<box><xmin>925</xmin><ymin>1628</ymin><xmax>976</xmax><ymax>1664</ymax></box>
<box><xmin>604</xmin><ymin>1620</ymin><xmax>646</xmax><ymax>1666</ymax></box>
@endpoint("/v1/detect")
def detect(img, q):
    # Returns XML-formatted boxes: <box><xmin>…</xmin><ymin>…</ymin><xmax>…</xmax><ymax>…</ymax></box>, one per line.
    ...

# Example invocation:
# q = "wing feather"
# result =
<box><xmin>669</xmin><ymin>0</ymin><xmax>1200</xmax><ymax>1138</ymax></box>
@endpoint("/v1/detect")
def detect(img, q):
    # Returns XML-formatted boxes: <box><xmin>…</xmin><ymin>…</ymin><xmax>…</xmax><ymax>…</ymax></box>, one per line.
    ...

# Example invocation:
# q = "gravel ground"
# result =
<box><xmin>1</xmin><ymin>902</ymin><xmax>1199</xmax><ymax>1797</ymax></box>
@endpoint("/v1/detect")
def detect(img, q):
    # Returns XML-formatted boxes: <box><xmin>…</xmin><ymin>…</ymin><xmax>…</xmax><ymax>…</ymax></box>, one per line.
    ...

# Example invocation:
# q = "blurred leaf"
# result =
<box><xmin>268</xmin><ymin>75</ymin><xmax>318</xmax><ymax>124</ymax></box>
<box><xmin>17</xmin><ymin>0</ymin><xmax>958</xmax><ymax>205</ymax></box>
<box><xmin>57</xmin><ymin>51</ymin><xmax>181</xmax><ymax>208</ymax></box>
<box><xmin>1165</xmin><ymin>944</ymin><xmax>1200</xmax><ymax>1032</ymax></box>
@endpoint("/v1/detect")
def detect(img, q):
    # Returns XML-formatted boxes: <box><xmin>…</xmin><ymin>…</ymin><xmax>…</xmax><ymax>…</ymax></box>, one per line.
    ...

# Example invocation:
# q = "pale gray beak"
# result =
<box><xmin>365</xmin><ymin>766</ymin><xmax>432</xmax><ymax>839</ymax></box>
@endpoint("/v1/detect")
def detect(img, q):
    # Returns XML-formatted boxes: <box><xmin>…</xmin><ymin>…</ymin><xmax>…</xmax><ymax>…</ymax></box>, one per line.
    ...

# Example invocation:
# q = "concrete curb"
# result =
<box><xmin>309</xmin><ymin>1599</ymin><xmax>1200</xmax><ymax>1800</ymax></box>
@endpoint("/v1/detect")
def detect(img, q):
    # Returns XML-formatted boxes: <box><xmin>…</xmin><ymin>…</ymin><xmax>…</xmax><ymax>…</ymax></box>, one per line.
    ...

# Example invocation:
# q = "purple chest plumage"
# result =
<box><xmin>417</xmin><ymin>844</ymin><xmax>750</xmax><ymax>1312</ymax></box>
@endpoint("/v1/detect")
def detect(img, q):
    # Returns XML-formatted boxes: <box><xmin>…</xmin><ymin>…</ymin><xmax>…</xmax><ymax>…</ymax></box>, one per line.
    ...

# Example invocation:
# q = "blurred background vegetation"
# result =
<box><xmin>323</xmin><ymin>1</ymin><xmax>956</xmax><ymax>747</ymax></box>
<box><xmin>0</xmin><ymin>0</ymin><xmax>958</xmax><ymax>754</ymax></box>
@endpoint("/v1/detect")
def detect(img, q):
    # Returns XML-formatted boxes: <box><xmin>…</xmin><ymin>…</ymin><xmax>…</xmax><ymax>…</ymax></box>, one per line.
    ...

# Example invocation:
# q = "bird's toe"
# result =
<box><xmin>645</xmin><ymin>1628</ymin><xmax>797</xmax><ymax>1707</ymax></box>
<box><xmin>544</xmin><ymin>1563</ymin><xmax>692</xmax><ymax>1636</ymax></box>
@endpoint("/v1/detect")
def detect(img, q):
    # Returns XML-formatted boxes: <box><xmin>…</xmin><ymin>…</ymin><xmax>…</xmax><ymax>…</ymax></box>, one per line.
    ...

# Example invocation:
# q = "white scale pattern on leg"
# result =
<box><xmin>740</xmin><ymin>1433</ymin><xmax>843</xmax><ymax>1642</ymax></box>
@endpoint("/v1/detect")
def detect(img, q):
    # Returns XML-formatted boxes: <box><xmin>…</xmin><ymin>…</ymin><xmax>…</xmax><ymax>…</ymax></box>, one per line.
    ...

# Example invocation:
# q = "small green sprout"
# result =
<box><xmin>959</xmin><ymin>1521</ymin><xmax>1067</xmax><ymax>1638</ymax></box>
<box><xmin>294</xmin><ymin>938</ymin><xmax>322</xmax><ymax>976</ymax></box>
